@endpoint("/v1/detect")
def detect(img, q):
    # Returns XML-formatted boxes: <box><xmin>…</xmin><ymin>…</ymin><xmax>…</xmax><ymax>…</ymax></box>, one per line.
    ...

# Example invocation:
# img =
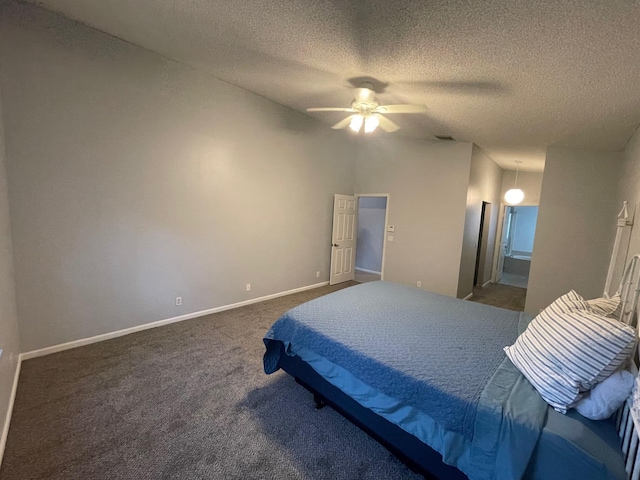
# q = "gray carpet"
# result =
<box><xmin>1</xmin><ymin>282</ymin><xmax>423</xmax><ymax>480</ymax></box>
<box><xmin>468</xmin><ymin>283</ymin><xmax>527</xmax><ymax>311</ymax></box>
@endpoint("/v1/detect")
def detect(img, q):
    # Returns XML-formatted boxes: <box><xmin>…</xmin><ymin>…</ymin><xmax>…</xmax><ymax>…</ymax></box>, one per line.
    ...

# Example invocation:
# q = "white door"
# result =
<box><xmin>330</xmin><ymin>194</ymin><xmax>357</xmax><ymax>285</ymax></box>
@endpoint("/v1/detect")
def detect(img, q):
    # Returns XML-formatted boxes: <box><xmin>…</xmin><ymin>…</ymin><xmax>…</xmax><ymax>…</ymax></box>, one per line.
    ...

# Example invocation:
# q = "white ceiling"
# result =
<box><xmin>24</xmin><ymin>0</ymin><xmax>640</xmax><ymax>172</ymax></box>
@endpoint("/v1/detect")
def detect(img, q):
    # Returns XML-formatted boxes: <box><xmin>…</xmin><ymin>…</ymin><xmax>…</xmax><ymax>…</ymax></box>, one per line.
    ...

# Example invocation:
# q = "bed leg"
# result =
<box><xmin>313</xmin><ymin>393</ymin><xmax>327</xmax><ymax>409</ymax></box>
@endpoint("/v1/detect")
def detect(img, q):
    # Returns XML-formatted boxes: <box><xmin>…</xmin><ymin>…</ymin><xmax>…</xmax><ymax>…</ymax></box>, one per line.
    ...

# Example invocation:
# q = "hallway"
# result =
<box><xmin>468</xmin><ymin>283</ymin><xmax>526</xmax><ymax>311</ymax></box>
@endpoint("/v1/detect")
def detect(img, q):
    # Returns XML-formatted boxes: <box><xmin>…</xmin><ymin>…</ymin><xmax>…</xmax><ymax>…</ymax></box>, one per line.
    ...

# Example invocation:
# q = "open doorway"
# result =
<box><xmin>496</xmin><ymin>205</ymin><xmax>538</xmax><ymax>288</ymax></box>
<box><xmin>354</xmin><ymin>195</ymin><xmax>388</xmax><ymax>283</ymax></box>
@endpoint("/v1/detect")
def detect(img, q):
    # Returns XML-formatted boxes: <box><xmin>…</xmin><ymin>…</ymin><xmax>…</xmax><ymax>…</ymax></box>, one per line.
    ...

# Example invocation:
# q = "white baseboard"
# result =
<box><xmin>463</xmin><ymin>292</ymin><xmax>473</xmax><ymax>300</ymax></box>
<box><xmin>355</xmin><ymin>267</ymin><xmax>382</xmax><ymax>275</ymax></box>
<box><xmin>0</xmin><ymin>357</ymin><xmax>21</xmax><ymax>468</ymax></box>
<box><xmin>482</xmin><ymin>280</ymin><xmax>492</xmax><ymax>288</ymax></box>
<box><xmin>21</xmin><ymin>281</ymin><xmax>329</xmax><ymax>361</ymax></box>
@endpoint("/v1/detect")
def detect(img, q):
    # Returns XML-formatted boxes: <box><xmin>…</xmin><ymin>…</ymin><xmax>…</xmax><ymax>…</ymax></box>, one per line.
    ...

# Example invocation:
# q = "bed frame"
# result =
<box><xmin>277</xmin><ymin>343</ymin><xmax>467</xmax><ymax>480</ymax></box>
<box><xmin>616</xmin><ymin>254</ymin><xmax>640</xmax><ymax>480</ymax></box>
<box><xmin>617</xmin><ymin>399</ymin><xmax>640</xmax><ymax>480</ymax></box>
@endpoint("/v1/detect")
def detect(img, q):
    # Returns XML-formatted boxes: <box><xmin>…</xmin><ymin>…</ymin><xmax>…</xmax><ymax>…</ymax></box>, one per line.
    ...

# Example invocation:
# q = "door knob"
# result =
<box><xmin>332</xmin><ymin>243</ymin><xmax>339</xmax><ymax>247</ymax></box>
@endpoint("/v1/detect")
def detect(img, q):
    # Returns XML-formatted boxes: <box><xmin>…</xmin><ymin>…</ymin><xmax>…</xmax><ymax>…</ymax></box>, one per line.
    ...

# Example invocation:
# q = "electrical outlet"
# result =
<box><xmin>246</xmin><ymin>283</ymin><xmax>251</xmax><ymax>291</ymax></box>
<box><xmin>417</xmin><ymin>281</ymin><xmax>422</xmax><ymax>288</ymax></box>
<box><xmin>175</xmin><ymin>296</ymin><xmax>182</xmax><ymax>306</ymax></box>
<box><xmin>316</xmin><ymin>271</ymin><xmax>320</xmax><ymax>278</ymax></box>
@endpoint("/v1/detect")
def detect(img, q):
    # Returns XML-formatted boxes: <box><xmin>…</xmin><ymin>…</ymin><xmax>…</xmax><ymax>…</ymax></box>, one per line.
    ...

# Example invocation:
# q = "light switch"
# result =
<box><xmin>387</xmin><ymin>225</ymin><xmax>395</xmax><ymax>232</ymax></box>
<box><xmin>388</xmin><ymin>235</ymin><xmax>394</xmax><ymax>242</ymax></box>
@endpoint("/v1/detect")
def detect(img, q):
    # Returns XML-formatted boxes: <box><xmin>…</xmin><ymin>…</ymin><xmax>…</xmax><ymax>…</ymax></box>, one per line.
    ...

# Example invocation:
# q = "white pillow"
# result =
<box><xmin>574</xmin><ymin>369</ymin><xmax>635</xmax><ymax>420</ymax></box>
<box><xmin>505</xmin><ymin>291</ymin><xmax>636</xmax><ymax>413</ymax></box>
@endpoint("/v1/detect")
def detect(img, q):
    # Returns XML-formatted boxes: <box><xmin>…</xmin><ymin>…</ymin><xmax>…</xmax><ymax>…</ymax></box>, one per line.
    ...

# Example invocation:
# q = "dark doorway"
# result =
<box><xmin>474</xmin><ymin>202</ymin><xmax>492</xmax><ymax>286</ymax></box>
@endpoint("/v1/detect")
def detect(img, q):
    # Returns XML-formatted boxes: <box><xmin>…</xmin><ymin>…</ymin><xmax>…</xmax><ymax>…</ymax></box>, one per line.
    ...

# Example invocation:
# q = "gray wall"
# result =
<box><xmin>0</xmin><ymin>91</ymin><xmax>21</xmax><ymax>457</ymax></box>
<box><xmin>457</xmin><ymin>145</ymin><xmax>503</xmax><ymax>298</ymax></box>
<box><xmin>355</xmin><ymin>137</ymin><xmax>473</xmax><ymax>297</ymax></box>
<box><xmin>525</xmin><ymin>147</ymin><xmax>621</xmax><ymax>314</ymax></box>
<box><xmin>0</xmin><ymin>3</ymin><xmax>356</xmax><ymax>352</ymax></box>
<box><xmin>355</xmin><ymin>196</ymin><xmax>386</xmax><ymax>273</ymax></box>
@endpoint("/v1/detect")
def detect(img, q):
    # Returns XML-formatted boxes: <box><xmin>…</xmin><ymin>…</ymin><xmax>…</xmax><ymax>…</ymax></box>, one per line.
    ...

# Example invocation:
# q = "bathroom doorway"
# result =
<box><xmin>354</xmin><ymin>195</ymin><xmax>388</xmax><ymax>283</ymax></box>
<box><xmin>496</xmin><ymin>205</ymin><xmax>538</xmax><ymax>288</ymax></box>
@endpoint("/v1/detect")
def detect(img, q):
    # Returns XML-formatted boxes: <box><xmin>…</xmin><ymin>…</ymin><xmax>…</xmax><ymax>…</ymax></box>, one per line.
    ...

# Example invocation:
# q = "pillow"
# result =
<box><xmin>544</xmin><ymin>289</ymin><xmax>591</xmax><ymax>314</ymax></box>
<box><xmin>574</xmin><ymin>369</ymin><xmax>635</xmax><ymax>420</ymax></box>
<box><xmin>504</xmin><ymin>291</ymin><xmax>636</xmax><ymax>413</ymax></box>
<box><xmin>586</xmin><ymin>294</ymin><xmax>622</xmax><ymax>319</ymax></box>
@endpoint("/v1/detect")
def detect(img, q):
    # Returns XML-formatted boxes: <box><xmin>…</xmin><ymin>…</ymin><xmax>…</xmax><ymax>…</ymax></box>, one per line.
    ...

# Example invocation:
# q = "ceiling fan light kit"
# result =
<box><xmin>347</xmin><ymin>113</ymin><xmax>381</xmax><ymax>134</ymax></box>
<box><xmin>349</xmin><ymin>115</ymin><xmax>364</xmax><ymax>133</ymax></box>
<box><xmin>364</xmin><ymin>115</ymin><xmax>379</xmax><ymax>133</ymax></box>
<box><xmin>307</xmin><ymin>83</ymin><xmax>427</xmax><ymax>135</ymax></box>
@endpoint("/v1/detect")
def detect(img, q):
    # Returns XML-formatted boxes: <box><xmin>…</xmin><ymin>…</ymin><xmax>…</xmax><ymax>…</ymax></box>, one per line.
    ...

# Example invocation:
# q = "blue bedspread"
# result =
<box><xmin>264</xmin><ymin>282</ymin><xmax>548</xmax><ymax>480</ymax></box>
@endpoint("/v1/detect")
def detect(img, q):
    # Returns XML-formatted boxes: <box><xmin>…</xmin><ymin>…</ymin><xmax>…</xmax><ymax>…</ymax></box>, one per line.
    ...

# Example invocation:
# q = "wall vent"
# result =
<box><xmin>435</xmin><ymin>135</ymin><xmax>455</xmax><ymax>141</ymax></box>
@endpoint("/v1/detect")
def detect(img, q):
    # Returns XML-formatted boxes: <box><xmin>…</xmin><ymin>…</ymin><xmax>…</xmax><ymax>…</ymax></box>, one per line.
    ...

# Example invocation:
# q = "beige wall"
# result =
<box><xmin>457</xmin><ymin>145</ymin><xmax>503</xmax><ymax>298</ymax></box>
<box><xmin>355</xmin><ymin>137</ymin><xmax>473</xmax><ymax>297</ymax></box>
<box><xmin>0</xmin><ymin>3</ymin><xmax>356</xmax><ymax>352</ymax></box>
<box><xmin>0</xmin><ymin>90</ymin><xmax>21</xmax><ymax>461</ymax></box>
<box><xmin>526</xmin><ymin>147</ymin><xmax>621</xmax><ymax>314</ymax></box>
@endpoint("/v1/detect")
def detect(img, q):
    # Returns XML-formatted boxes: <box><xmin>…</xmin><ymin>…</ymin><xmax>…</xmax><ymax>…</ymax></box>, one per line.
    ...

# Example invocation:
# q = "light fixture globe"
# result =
<box><xmin>505</xmin><ymin>160</ymin><xmax>525</xmax><ymax>205</ymax></box>
<box><xmin>364</xmin><ymin>115</ymin><xmax>379</xmax><ymax>133</ymax></box>
<box><xmin>504</xmin><ymin>188</ymin><xmax>524</xmax><ymax>205</ymax></box>
<box><xmin>349</xmin><ymin>114</ymin><xmax>364</xmax><ymax>133</ymax></box>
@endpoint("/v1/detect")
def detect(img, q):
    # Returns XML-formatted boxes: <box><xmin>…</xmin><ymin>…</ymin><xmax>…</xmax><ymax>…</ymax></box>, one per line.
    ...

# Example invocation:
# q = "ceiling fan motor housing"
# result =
<box><xmin>353</xmin><ymin>86</ymin><xmax>378</xmax><ymax>113</ymax></box>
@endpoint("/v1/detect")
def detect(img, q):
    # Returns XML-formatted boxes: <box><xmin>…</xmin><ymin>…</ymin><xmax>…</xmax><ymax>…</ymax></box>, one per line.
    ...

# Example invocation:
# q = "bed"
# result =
<box><xmin>263</xmin><ymin>276</ymin><xmax>640</xmax><ymax>480</ymax></box>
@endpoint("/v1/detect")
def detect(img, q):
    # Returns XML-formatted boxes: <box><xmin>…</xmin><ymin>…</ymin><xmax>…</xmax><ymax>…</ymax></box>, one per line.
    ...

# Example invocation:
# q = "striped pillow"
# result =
<box><xmin>505</xmin><ymin>291</ymin><xmax>636</xmax><ymax>413</ymax></box>
<box><xmin>586</xmin><ymin>294</ymin><xmax>622</xmax><ymax>319</ymax></box>
<box><xmin>544</xmin><ymin>289</ymin><xmax>591</xmax><ymax>314</ymax></box>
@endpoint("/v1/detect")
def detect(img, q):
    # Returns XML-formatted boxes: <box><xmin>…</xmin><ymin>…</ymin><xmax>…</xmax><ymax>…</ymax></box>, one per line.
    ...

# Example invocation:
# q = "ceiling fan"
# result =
<box><xmin>306</xmin><ymin>82</ymin><xmax>428</xmax><ymax>134</ymax></box>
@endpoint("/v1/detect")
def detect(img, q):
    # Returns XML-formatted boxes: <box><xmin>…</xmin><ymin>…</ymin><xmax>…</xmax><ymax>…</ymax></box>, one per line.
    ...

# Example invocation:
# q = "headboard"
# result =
<box><xmin>617</xmin><ymin>254</ymin><xmax>640</xmax><ymax>329</ymax></box>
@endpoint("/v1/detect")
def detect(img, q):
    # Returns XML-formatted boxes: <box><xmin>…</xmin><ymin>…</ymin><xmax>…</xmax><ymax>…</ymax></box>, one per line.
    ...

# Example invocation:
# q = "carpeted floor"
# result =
<box><xmin>467</xmin><ymin>283</ymin><xmax>527</xmax><ymax>311</ymax></box>
<box><xmin>1</xmin><ymin>281</ymin><xmax>424</xmax><ymax>480</ymax></box>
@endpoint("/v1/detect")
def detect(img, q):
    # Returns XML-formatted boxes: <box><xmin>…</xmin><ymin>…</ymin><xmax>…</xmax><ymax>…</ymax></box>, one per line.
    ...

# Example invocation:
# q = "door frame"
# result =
<box><xmin>355</xmin><ymin>193</ymin><xmax>390</xmax><ymax>281</ymax></box>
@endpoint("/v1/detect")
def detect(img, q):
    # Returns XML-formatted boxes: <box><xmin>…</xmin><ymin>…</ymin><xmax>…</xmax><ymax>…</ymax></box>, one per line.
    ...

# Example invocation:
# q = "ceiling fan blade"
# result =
<box><xmin>307</xmin><ymin>107</ymin><xmax>356</xmax><ymax>112</ymax></box>
<box><xmin>331</xmin><ymin>115</ymin><xmax>357</xmax><ymax>130</ymax></box>
<box><xmin>376</xmin><ymin>115</ymin><xmax>400</xmax><ymax>133</ymax></box>
<box><xmin>374</xmin><ymin>104</ymin><xmax>428</xmax><ymax>114</ymax></box>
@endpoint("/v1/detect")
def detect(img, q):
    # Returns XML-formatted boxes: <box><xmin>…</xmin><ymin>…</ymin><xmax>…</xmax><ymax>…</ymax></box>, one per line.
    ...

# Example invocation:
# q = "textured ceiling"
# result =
<box><xmin>23</xmin><ymin>0</ymin><xmax>640</xmax><ymax>171</ymax></box>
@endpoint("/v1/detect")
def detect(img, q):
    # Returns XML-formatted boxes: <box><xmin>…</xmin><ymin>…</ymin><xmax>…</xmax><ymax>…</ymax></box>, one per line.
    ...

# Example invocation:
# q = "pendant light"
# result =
<box><xmin>504</xmin><ymin>161</ymin><xmax>524</xmax><ymax>205</ymax></box>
